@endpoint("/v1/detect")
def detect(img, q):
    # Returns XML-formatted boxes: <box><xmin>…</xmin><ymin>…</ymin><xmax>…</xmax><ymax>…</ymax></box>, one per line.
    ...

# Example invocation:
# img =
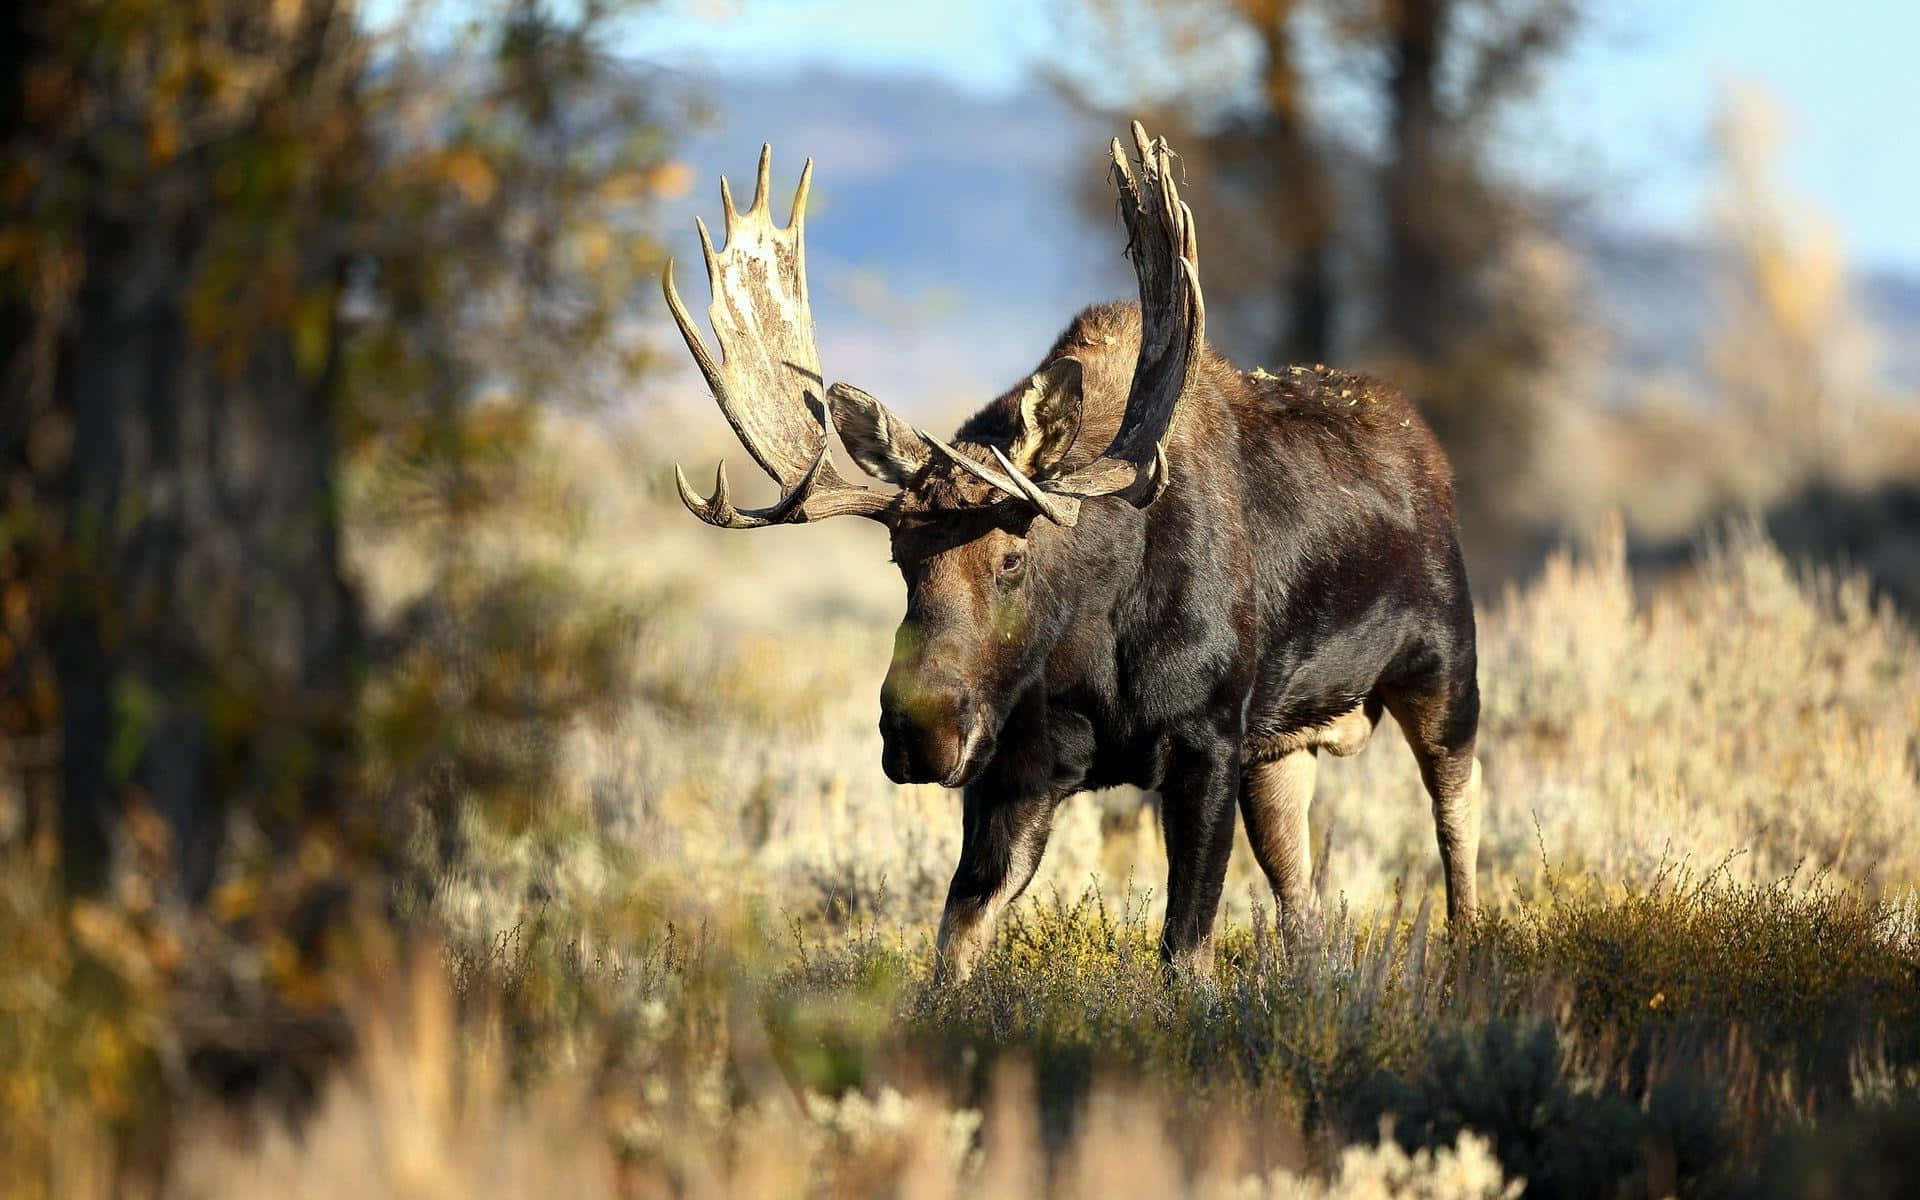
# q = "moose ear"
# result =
<box><xmin>1009</xmin><ymin>358</ymin><xmax>1084</xmax><ymax>477</ymax></box>
<box><xmin>827</xmin><ymin>382</ymin><xmax>932</xmax><ymax>485</ymax></box>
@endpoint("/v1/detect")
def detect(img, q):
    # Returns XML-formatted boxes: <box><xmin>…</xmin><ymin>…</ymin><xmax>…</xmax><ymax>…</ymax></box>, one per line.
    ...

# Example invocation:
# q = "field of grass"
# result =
<box><xmin>8</xmin><ymin>415</ymin><xmax>1920</xmax><ymax>1197</ymax></box>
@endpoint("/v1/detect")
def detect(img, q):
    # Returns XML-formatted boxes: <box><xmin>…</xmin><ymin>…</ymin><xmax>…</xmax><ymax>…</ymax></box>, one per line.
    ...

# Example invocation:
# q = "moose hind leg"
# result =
<box><xmin>1239</xmin><ymin>749</ymin><xmax>1319</xmax><ymax>944</ymax></box>
<box><xmin>1429</xmin><ymin>754</ymin><xmax>1482</xmax><ymax>925</ymax></box>
<box><xmin>1387</xmin><ymin>682</ymin><xmax>1482</xmax><ymax>926</ymax></box>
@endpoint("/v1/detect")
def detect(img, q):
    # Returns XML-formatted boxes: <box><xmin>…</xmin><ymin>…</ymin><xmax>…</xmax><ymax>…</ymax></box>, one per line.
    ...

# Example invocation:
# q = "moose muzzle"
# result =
<box><xmin>878</xmin><ymin>667</ymin><xmax>992</xmax><ymax>788</ymax></box>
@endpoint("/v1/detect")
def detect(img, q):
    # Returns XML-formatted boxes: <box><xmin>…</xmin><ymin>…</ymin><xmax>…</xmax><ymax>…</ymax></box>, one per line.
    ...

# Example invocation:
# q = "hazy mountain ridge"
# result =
<box><xmin>654</xmin><ymin>69</ymin><xmax>1920</xmax><ymax>414</ymax></box>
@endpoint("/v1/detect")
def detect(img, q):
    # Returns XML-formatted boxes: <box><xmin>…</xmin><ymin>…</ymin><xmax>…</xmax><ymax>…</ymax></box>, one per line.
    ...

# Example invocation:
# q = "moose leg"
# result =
<box><xmin>1422</xmin><ymin>751</ymin><xmax>1481</xmax><ymax>926</ymax></box>
<box><xmin>1386</xmin><ymin>679</ymin><xmax>1482</xmax><ymax>927</ymax></box>
<box><xmin>935</xmin><ymin>789</ymin><xmax>1055</xmax><ymax>983</ymax></box>
<box><xmin>1158</xmin><ymin>734</ymin><xmax>1243</xmax><ymax>977</ymax></box>
<box><xmin>1240</xmin><ymin>749</ymin><xmax>1319</xmax><ymax>944</ymax></box>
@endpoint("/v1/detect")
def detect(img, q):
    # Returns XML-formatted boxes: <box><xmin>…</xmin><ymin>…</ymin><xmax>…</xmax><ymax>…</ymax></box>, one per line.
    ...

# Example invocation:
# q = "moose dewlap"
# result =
<box><xmin>666</xmin><ymin>124</ymin><xmax>1481</xmax><ymax>981</ymax></box>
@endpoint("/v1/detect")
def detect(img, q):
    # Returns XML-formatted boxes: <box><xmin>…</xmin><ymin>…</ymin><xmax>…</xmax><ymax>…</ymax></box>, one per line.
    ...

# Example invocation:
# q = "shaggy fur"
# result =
<box><xmin>875</xmin><ymin>302</ymin><xmax>1480</xmax><ymax>979</ymax></box>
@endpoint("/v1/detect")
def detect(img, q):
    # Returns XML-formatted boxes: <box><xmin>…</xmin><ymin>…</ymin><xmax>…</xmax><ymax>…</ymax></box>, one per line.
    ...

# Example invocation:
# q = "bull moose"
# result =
<box><xmin>665</xmin><ymin>125</ymin><xmax>1481</xmax><ymax>980</ymax></box>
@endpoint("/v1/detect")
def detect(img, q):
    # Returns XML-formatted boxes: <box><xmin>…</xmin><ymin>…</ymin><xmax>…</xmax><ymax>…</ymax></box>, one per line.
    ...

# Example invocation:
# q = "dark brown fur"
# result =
<box><xmin>878</xmin><ymin>302</ymin><xmax>1482</xmax><ymax>978</ymax></box>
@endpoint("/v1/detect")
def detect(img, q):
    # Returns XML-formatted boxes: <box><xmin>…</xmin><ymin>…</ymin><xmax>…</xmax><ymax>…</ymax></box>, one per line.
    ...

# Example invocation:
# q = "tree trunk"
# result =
<box><xmin>1384</xmin><ymin>0</ymin><xmax>1449</xmax><ymax>358</ymax></box>
<box><xmin>49</xmin><ymin>210</ymin><xmax>361</xmax><ymax>899</ymax></box>
<box><xmin>1255</xmin><ymin>0</ymin><xmax>1336</xmax><ymax>364</ymax></box>
<box><xmin>3</xmin><ymin>0</ymin><xmax>364</xmax><ymax>900</ymax></box>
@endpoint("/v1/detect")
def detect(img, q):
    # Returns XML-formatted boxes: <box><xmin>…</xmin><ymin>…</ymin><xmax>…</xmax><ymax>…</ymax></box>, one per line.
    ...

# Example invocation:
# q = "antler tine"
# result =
<box><xmin>666</xmin><ymin>146</ymin><xmax>895</xmax><ymax>528</ymax></box>
<box><xmin>1042</xmin><ymin>120</ymin><xmax>1204</xmax><ymax>510</ymax></box>
<box><xmin>673</xmin><ymin>453</ymin><xmax>822</xmax><ymax>529</ymax></box>
<box><xmin>676</xmin><ymin>389</ymin><xmax>894</xmax><ymax>527</ymax></box>
<box><xmin>751</xmin><ymin>143</ymin><xmax>773</xmax><ymax>216</ymax></box>
<box><xmin>788</xmin><ymin>158</ymin><xmax>813</xmax><ymax>232</ymax></box>
<box><xmin>718</xmin><ymin>145</ymin><xmax>775</xmax><ymax>236</ymax></box>
<box><xmin>663</xmin><ymin>256</ymin><xmax>723</xmax><ymax>400</ymax></box>
<box><xmin>924</xmin><ymin>433</ymin><xmax>1016</xmax><ymax>491</ymax></box>
<box><xmin>919</xmin><ymin>434</ymin><xmax>1080</xmax><ymax>525</ymax></box>
<box><xmin>1110</xmin><ymin>133</ymin><xmax>1134</xmax><ymax>208</ymax></box>
<box><xmin>695</xmin><ymin>214</ymin><xmax>718</xmax><ymax>273</ymax></box>
<box><xmin>988</xmin><ymin>445</ymin><xmax>1078</xmax><ymax>526</ymax></box>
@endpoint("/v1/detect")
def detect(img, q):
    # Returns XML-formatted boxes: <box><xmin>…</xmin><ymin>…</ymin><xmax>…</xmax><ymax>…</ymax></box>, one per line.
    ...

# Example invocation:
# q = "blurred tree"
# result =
<box><xmin>0</xmin><ymin>2</ymin><xmax>677</xmax><ymax>1163</ymax></box>
<box><xmin>0</xmin><ymin>0</ymin><xmax>672</xmax><ymax>914</ymax></box>
<box><xmin>1707</xmin><ymin>84</ymin><xmax>1875</xmax><ymax>476</ymax></box>
<box><xmin>1051</xmin><ymin>0</ymin><xmax>1587</xmax><ymax>543</ymax></box>
<box><xmin>2</xmin><ymin>0</ymin><xmax>372</xmax><ymax>901</ymax></box>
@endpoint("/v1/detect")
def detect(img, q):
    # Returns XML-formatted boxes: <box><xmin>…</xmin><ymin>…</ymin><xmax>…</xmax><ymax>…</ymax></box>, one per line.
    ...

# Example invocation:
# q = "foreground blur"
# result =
<box><xmin>5</xmin><ymin>0</ymin><xmax>1920</xmax><ymax>1193</ymax></box>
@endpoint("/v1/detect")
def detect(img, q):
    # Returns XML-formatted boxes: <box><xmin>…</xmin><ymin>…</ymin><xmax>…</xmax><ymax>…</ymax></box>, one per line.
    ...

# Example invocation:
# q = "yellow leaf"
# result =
<box><xmin>441</xmin><ymin>149</ymin><xmax>497</xmax><ymax>206</ymax></box>
<box><xmin>646</xmin><ymin>160</ymin><xmax>694</xmax><ymax>199</ymax></box>
<box><xmin>148</xmin><ymin>117</ymin><xmax>181</xmax><ymax>164</ymax></box>
<box><xmin>212</xmin><ymin>877</ymin><xmax>260</xmax><ymax>922</ymax></box>
<box><xmin>576</xmin><ymin>226</ymin><xmax>612</xmax><ymax>270</ymax></box>
<box><xmin>293</xmin><ymin>290</ymin><xmax>333</xmax><ymax>384</ymax></box>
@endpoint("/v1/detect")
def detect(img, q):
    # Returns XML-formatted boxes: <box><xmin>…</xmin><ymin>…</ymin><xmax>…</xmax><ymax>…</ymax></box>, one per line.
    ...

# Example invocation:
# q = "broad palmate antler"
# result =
<box><xmin>928</xmin><ymin>122</ymin><xmax>1204</xmax><ymax>525</ymax></box>
<box><xmin>668</xmin><ymin>123</ymin><xmax>1203</xmax><ymax>528</ymax></box>
<box><xmin>665</xmin><ymin>147</ymin><xmax>892</xmax><ymax>526</ymax></box>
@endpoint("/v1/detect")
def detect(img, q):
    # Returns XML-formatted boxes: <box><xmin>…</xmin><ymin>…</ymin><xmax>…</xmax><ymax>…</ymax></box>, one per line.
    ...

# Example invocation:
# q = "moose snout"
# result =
<box><xmin>879</xmin><ymin>672</ymin><xmax>988</xmax><ymax>787</ymax></box>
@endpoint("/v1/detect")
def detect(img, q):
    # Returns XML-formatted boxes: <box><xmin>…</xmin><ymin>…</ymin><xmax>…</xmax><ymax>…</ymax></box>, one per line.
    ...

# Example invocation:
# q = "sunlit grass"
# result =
<box><xmin>6</xmin><ymin>417</ymin><xmax>1918</xmax><ymax>1197</ymax></box>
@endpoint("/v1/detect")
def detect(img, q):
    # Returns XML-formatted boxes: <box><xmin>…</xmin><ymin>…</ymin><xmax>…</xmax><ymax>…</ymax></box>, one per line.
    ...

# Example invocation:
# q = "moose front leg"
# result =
<box><xmin>1158</xmin><ymin>730</ymin><xmax>1243</xmax><ymax>977</ymax></box>
<box><xmin>935</xmin><ymin>788</ymin><xmax>1055</xmax><ymax>983</ymax></box>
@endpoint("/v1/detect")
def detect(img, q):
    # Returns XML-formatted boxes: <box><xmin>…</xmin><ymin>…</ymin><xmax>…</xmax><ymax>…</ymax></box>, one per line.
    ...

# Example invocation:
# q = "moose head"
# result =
<box><xmin>665</xmin><ymin>124</ymin><xmax>1204</xmax><ymax>789</ymax></box>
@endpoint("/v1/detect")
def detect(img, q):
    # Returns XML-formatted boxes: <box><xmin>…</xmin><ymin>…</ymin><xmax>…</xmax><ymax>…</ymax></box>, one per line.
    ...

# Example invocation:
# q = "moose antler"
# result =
<box><xmin>952</xmin><ymin>122</ymin><xmax>1204</xmax><ymax>526</ymax></box>
<box><xmin>666</xmin><ymin>146</ymin><xmax>894</xmax><ymax>526</ymax></box>
<box><xmin>1055</xmin><ymin>121</ymin><xmax>1203</xmax><ymax>506</ymax></box>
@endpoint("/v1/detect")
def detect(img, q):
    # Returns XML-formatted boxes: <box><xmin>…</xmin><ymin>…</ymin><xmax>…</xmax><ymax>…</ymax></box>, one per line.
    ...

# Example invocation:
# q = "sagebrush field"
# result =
<box><xmin>6</xmin><ymin>412</ymin><xmax>1919</xmax><ymax>1199</ymax></box>
<box><xmin>131</xmin><ymin>421</ymin><xmax>1920</xmax><ymax>1198</ymax></box>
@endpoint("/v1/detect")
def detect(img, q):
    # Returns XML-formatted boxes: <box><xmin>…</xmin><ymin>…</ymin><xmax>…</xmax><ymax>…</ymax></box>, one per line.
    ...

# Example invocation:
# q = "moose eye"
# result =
<box><xmin>998</xmin><ymin>550</ymin><xmax>1025</xmax><ymax>576</ymax></box>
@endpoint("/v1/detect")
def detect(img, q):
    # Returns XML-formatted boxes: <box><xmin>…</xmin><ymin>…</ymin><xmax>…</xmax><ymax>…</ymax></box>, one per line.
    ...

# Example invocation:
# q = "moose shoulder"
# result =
<box><xmin>666</xmin><ymin>125</ymin><xmax>1482</xmax><ymax>982</ymax></box>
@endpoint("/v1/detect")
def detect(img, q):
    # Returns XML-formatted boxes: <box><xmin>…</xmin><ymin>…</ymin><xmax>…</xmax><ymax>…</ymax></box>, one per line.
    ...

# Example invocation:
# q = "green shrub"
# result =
<box><xmin>1353</xmin><ymin>1019</ymin><xmax>1643</xmax><ymax>1200</ymax></box>
<box><xmin>1478</xmin><ymin>866</ymin><xmax>1920</xmax><ymax>1100</ymax></box>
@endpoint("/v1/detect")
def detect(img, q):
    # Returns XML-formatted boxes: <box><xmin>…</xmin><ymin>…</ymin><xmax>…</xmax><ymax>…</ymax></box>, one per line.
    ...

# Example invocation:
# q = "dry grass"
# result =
<box><xmin>241</xmin><ymin>423</ymin><xmax>1920</xmax><ymax>1195</ymax></box>
<box><xmin>169</xmin><ymin>943</ymin><xmax>1528</xmax><ymax>1200</ymax></box>
<box><xmin>5</xmin><ymin>412</ymin><xmax>1918</xmax><ymax>1197</ymax></box>
<box><xmin>444</xmin><ymin>420</ymin><xmax>1920</xmax><ymax>931</ymax></box>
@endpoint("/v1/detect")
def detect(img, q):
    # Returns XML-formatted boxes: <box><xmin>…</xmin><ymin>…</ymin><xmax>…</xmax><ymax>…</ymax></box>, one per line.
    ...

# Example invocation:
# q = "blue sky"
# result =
<box><xmin>623</xmin><ymin>0</ymin><xmax>1920</xmax><ymax>273</ymax></box>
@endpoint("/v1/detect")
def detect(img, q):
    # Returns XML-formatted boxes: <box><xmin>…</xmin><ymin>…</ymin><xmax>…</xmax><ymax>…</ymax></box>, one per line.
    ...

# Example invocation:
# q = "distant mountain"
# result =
<box><xmin>651</xmin><ymin>69</ymin><xmax>1920</xmax><ymax>418</ymax></box>
<box><xmin>1577</xmin><ymin>229</ymin><xmax>1920</xmax><ymax>394</ymax></box>
<box><xmin>1861</xmin><ymin>270</ymin><xmax>1920</xmax><ymax>385</ymax></box>
<box><xmin>653</xmin><ymin>70</ymin><xmax>1123</xmax><ymax>421</ymax></box>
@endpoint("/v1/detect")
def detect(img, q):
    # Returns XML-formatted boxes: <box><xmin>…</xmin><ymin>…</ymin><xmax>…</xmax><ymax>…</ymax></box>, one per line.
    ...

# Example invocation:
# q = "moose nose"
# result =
<box><xmin>879</xmin><ymin>676</ymin><xmax>978</xmax><ymax>787</ymax></box>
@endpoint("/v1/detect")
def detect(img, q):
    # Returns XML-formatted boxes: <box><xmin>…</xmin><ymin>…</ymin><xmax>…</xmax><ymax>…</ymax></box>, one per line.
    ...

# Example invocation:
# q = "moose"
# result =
<box><xmin>665</xmin><ymin>125</ymin><xmax>1481</xmax><ymax>980</ymax></box>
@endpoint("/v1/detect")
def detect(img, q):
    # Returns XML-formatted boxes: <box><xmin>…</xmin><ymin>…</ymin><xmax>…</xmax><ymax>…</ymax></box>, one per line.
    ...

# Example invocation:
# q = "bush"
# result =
<box><xmin>1353</xmin><ymin>1020</ymin><xmax>1644</xmax><ymax>1200</ymax></box>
